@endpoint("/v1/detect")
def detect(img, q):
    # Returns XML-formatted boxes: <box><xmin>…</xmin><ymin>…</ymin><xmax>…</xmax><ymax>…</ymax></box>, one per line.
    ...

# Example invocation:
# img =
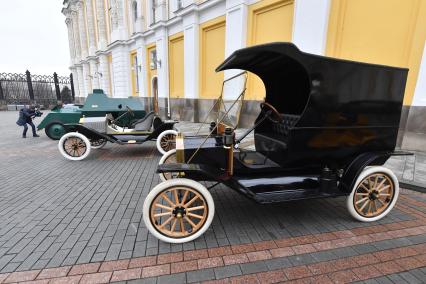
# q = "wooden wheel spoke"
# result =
<box><xmin>360</xmin><ymin>183</ymin><xmax>370</xmax><ymax>192</ymax></box>
<box><xmin>356</xmin><ymin>193</ymin><xmax>369</xmax><ymax>196</ymax></box>
<box><xmin>170</xmin><ymin>218</ymin><xmax>177</xmax><ymax>232</ymax></box>
<box><xmin>155</xmin><ymin>203</ymin><xmax>173</xmax><ymax>211</ymax></box>
<box><xmin>180</xmin><ymin>218</ymin><xmax>185</xmax><ymax>233</ymax></box>
<box><xmin>180</xmin><ymin>190</ymin><xmax>189</xmax><ymax>206</ymax></box>
<box><xmin>187</xmin><ymin>212</ymin><xmax>203</xmax><ymax>219</ymax></box>
<box><xmin>159</xmin><ymin>216</ymin><xmax>174</xmax><ymax>229</ymax></box>
<box><xmin>376</xmin><ymin>178</ymin><xmax>386</xmax><ymax>190</ymax></box>
<box><xmin>356</xmin><ymin>197</ymin><xmax>369</xmax><ymax>205</ymax></box>
<box><xmin>186</xmin><ymin>205</ymin><xmax>205</xmax><ymax>212</ymax></box>
<box><xmin>184</xmin><ymin>216</ymin><xmax>197</xmax><ymax>228</ymax></box>
<box><xmin>373</xmin><ymin>175</ymin><xmax>379</xmax><ymax>189</ymax></box>
<box><xmin>359</xmin><ymin>199</ymin><xmax>370</xmax><ymax>211</ymax></box>
<box><xmin>380</xmin><ymin>193</ymin><xmax>392</xmax><ymax>197</ymax></box>
<box><xmin>173</xmin><ymin>189</ymin><xmax>179</xmax><ymax>204</ymax></box>
<box><xmin>378</xmin><ymin>185</ymin><xmax>390</xmax><ymax>192</ymax></box>
<box><xmin>184</xmin><ymin>195</ymin><xmax>199</xmax><ymax>208</ymax></box>
<box><xmin>161</xmin><ymin>194</ymin><xmax>175</xmax><ymax>207</ymax></box>
<box><xmin>154</xmin><ymin>211</ymin><xmax>172</xmax><ymax>218</ymax></box>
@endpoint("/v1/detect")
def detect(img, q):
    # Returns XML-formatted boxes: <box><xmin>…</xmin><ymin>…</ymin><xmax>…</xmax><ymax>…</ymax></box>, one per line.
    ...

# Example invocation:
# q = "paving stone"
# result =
<box><xmin>186</xmin><ymin>268</ymin><xmax>215</xmax><ymax>283</ymax></box>
<box><xmin>213</xmin><ymin>264</ymin><xmax>242</xmax><ymax>279</ymax></box>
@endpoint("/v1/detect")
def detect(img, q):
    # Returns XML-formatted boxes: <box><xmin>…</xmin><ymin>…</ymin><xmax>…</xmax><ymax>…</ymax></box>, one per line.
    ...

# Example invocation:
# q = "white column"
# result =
<box><xmin>292</xmin><ymin>0</ymin><xmax>330</xmax><ymax>55</ymax></box>
<box><xmin>134</xmin><ymin>0</ymin><xmax>145</xmax><ymax>33</ymax></box>
<box><xmin>89</xmin><ymin>59</ymin><xmax>100</xmax><ymax>89</ymax></box>
<box><xmin>156</xmin><ymin>0</ymin><xmax>168</xmax><ymax>22</ymax></box>
<box><xmin>96</xmin><ymin>0</ymin><xmax>108</xmax><ymax>49</ymax></box>
<box><xmin>183</xmin><ymin>12</ymin><xmax>199</xmax><ymax>99</ymax></box>
<box><xmin>76</xmin><ymin>65</ymin><xmax>85</xmax><ymax>97</ymax></box>
<box><xmin>111</xmin><ymin>45</ymin><xmax>131</xmax><ymax>98</ymax></box>
<box><xmin>412</xmin><ymin>42</ymin><xmax>426</xmax><ymax>106</ymax></box>
<box><xmin>78</xmin><ymin>1</ymin><xmax>89</xmax><ymax>59</ymax></box>
<box><xmin>98</xmin><ymin>54</ymin><xmax>111</xmax><ymax>95</ymax></box>
<box><xmin>65</xmin><ymin>17</ymin><xmax>76</xmax><ymax>65</ymax></box>
<box><xmin>224</xmin><ymin>0</ymin><xmax>248</xmax><ymax>99</ymax></box>
<box><xmin>110</xmin><ymin>0</ymin><xmax>127</xmax><ymax>42</ymax></box>
<box><xmin>136</xmin><ymin>38</ymin><xmax>147</xmax><ymax>96</ymax></box>
<box><xmin>155</xmin><ymin>27</ymin><xmax>169</xmax><ymax>100</ymax></box>
<box><xmin>71</xmin><ymin>10</ymin><xmax>81</xmax><ymax>60</ymax></box>
<box><xmin>82</xmin><ymin>63</ymin><xmax>91</xmax><ymax>95</ymax></box>
<box><xmin>85</xmin><ymin>0</ymin><xmax>97</xmax><ymax>55</ymax></box>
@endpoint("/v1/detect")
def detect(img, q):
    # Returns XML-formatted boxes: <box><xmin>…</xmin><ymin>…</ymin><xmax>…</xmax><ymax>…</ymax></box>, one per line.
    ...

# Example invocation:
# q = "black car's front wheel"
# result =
<box><xmin>143</xmin><ymin>179</ymin><xmax>215</xmax><ymax>243</ymax></box>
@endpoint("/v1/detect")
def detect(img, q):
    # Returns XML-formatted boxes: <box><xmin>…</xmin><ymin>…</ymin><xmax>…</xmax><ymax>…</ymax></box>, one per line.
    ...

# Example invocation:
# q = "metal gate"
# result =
<box><xmin>0</xmin><ymin>70</ymin><xmax>75</xmax><ymax>108</ymax></box>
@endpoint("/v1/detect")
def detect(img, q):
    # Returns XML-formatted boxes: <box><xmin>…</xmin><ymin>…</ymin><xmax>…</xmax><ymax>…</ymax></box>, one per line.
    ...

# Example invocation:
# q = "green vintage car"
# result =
<box><xmin>38</xmin><ymin>89</ymin><xmax>147</xmax><ymax>140</ymax></box>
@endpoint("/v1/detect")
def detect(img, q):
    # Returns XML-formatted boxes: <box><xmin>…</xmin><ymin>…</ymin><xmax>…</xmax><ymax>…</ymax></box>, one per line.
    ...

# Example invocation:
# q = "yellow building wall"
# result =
<box><xmin>130</xmin><ymin>50</ymin><xmax>138</xmax><ymax>96</ymax></box>
<box><xmin>246</xmin><ymin>0</ymin><xmax>294</xmax><ymax>100</ymax></box>
<box><xmin>169</xmin><ymin>33</ymin><xmax>184</xmax><ymax>99</ymax></box>
<box><xmin>199</xmin><ymin>16</ymin><xmax>226</xmax><ymax>99</ymax></box>
<box><xmin>326</xmin><ymin>0</ymin><xmax>426</xmax><ymax>106</ymax></box>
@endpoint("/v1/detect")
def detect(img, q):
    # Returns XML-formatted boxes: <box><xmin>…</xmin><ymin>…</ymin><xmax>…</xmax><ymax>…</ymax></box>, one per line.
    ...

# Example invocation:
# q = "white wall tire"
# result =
<box><xmin>91</xmin><ymin>139</ymin><xmax>107</xmax><ymax>149</ymax></box>
<box><xmin>156</xmin><ymin>129</ymin><xmax>178</xmax><ymax>155</ymax></box>
<box><xmin>58</xmin><ymin>132</ymin><xmax>91</xmax><ymax>161</ymax></box>
<box><xmin>347</xmin><ymin>166</ymin><xmax>399</xmax><ymax>222</ymax></box>
<box><xmin>158</xmin><ymin>149</ymin><xmax>179</xmax><ymax>182</ymax></box>
<box><xmin>143</xmin><ymin>179</ymin><xmax>215</xmax><ymax>244</ymax></box>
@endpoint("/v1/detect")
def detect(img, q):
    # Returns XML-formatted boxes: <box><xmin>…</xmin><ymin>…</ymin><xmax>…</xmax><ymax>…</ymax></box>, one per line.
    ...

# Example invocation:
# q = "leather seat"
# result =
<box><xmin>132</xmin><ymin>111</ymin><xmax>156</xmax><ymax>131</ymax></box>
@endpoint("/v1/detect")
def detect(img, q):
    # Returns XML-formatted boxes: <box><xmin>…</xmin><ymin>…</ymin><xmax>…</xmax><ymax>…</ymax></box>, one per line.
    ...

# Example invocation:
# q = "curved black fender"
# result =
<box><xmin>63</xmin><ymin>124</ymin><xmax>114</xmax><ymax>142</ymax></box>
<box><xmin>340</xmin><ymin>151</ymin><xmax>412</xmax><ymax>193</ymax></box>
<box><xmin>147</xmin><ymin>121</ymin><xmax>176</xmax><ymax>140</ymax></box>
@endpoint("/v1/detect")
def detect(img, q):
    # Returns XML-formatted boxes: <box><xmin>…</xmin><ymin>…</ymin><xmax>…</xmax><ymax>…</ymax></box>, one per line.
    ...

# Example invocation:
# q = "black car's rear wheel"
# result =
<box><xmin>347</xmin><ymin>166</ymin><xmax>399</xmax><ymax>222</ymax></box>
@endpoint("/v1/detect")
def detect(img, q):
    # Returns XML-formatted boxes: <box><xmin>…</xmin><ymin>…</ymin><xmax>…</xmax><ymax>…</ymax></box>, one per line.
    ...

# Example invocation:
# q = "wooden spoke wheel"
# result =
<box><xmin>156</xmin><ymin>130</ymin><xmax>178</xmax><ymax>155</ymax></box>
<box><xmin>91</xmin><ymin>139</ymin><xmax>107</xmax><ymax>149</ymax></box>
<box><xmin>159</xmin><ymin>149</ymin><xmax>181</xmax><ymax>181</ymax></box>
<box><xmin>347</xmin><ymin>166</ymin><xmax>399</xmax><ymax>222</ymax></box>
<box><xmin>143</xmin><ymin>179</ymin><xmax>215</xmax><ymax>243</ymax></box>
<box><xmin>58</xmin><ymin>132</ymin><xmax>91</xmax><ymax>161</ymax></box>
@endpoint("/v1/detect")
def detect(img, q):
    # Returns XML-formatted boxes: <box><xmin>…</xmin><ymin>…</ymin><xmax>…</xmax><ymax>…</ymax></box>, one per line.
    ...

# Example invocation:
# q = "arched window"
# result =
<box><xmin>132</xmin><ymin>1</ymin><xmax>138</xmax><ymax>23</ymax></box>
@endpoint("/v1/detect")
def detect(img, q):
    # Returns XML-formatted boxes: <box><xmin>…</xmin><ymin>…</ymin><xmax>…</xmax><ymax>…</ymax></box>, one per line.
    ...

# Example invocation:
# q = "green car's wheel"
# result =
<box><xmin>45</xmin><ymin>123</ymin><xmax>66</xmax><ymax>140</ymax></box>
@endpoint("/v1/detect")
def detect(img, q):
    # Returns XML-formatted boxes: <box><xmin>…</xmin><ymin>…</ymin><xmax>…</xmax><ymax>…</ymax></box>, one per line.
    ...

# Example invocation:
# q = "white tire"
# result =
<box><xmin>347</xmin><ymin>166</ymin><xmax>399</xmax><ymax>222</ymax></box>
<box><xmin>143</xmin><ymin>178</ymin><xmax>215</xmax><ymax>243</ymax></box>
<box><xmin>91</xmin><ymin>139</ymin><xmax>107</xmax><ymax>149</ymax></box>
<box><xmin>156</xmin><ymin>129</ymin><xmax>178</xmax><ymax>155</ymax></box>
<box><xmin>58</xmin><ymin>132</ymin><xmax>91</xmax><ymax>161</ymax></box>
<box><xmin>158</xmin><ymin>149</ymin><xmax>178</xmax><ymax>182</ymax></box>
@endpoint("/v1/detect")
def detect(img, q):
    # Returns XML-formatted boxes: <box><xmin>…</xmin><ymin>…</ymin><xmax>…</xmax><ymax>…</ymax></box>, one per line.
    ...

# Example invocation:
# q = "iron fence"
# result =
<box><xmin>0</xmin><ymin>70</ymin><xmax>75</xmax><ymax>108</ymax></box>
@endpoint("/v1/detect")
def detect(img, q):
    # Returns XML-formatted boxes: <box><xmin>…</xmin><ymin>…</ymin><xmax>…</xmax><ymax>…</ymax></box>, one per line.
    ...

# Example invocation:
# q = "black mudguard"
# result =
<box><xmin>146</xmin><ymin>121</ymin><xmax>176</xmax><ymax>140</ymax></box>
<box><xmin>340</xmin><ymin>150</ymin><xmax>412</xmax><ymax>193</ymax></box>
<box><xmin>157</xmin><ymin>163</ymin><xmax>229</xmax><ymax>182</ymax></box>
<box><xmin>63</xmin><ymin>124</ymin><xmax>114</xmax><ymax>142</ymax></box>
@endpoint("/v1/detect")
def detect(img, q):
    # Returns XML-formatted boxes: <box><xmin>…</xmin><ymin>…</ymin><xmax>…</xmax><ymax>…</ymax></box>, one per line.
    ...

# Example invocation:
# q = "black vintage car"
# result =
<box><xmin>142</xmin><ymin>42</ymin><xmax>410</xmax><ymax>243</ymax></box>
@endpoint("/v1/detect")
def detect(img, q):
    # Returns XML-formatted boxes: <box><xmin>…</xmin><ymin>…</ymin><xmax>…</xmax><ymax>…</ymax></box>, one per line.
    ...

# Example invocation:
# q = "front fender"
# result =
<box><xmin>147</xmin><ymin>122</ymin><xmax>176</xmax><ymax>140</ymax></box>
<box><xmin>157</xmin><ymin>163</ymin><xmax>229</xmax><ymax>182</ymax></box>
<box><xmin>63</xmin><ymin>124</ymin><xmax>113</xmax><ymax>142</ymax></box>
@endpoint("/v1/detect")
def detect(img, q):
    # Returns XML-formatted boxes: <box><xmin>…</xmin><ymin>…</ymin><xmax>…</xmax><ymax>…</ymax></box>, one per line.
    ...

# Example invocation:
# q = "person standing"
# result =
<box><xmin>16</xmin><ymin>106</ymin><xmax>40</xmax><ymax>138</ymax></box>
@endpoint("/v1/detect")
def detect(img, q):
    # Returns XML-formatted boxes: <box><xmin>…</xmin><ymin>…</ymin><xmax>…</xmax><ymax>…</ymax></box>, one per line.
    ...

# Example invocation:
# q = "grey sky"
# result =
<box><xmin>0</xmin><ymin>0</ymin><xmax>70</xmax><ymax>76</ymax></box>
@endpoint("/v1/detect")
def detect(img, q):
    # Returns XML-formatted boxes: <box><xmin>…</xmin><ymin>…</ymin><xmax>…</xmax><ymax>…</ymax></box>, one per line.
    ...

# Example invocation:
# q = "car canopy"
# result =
<box><xmin>216</xmin><ymin>42</ymin><xmax>408</xmax><ymax>128</ymax></box>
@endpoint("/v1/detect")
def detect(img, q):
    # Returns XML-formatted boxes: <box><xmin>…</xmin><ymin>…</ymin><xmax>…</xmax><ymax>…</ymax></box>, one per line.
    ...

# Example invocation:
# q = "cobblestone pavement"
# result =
<box><xmin>0</xmin><ymin>111</ymin><xmax>425</xmax><ymax>283</ymax></box>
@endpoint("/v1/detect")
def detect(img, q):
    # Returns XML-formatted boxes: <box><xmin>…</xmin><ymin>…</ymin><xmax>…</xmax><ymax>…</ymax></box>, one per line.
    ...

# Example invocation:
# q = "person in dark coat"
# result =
<box><xmin>16</xmin><ymin>106</ymin><xmax>40</xmax><ymax>138</ymax></box>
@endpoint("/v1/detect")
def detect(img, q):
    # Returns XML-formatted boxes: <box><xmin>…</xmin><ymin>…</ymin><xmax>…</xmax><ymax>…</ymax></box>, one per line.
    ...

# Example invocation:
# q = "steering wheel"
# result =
<box><xmin>126</xmin><ymin>106</ymin><xmax>135</xmax><ymax>117</ymax></box>
<box><xmin>260</xmin><ymin>102</ymin><xmax>283</xmax><ymax>123</ymax></box>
